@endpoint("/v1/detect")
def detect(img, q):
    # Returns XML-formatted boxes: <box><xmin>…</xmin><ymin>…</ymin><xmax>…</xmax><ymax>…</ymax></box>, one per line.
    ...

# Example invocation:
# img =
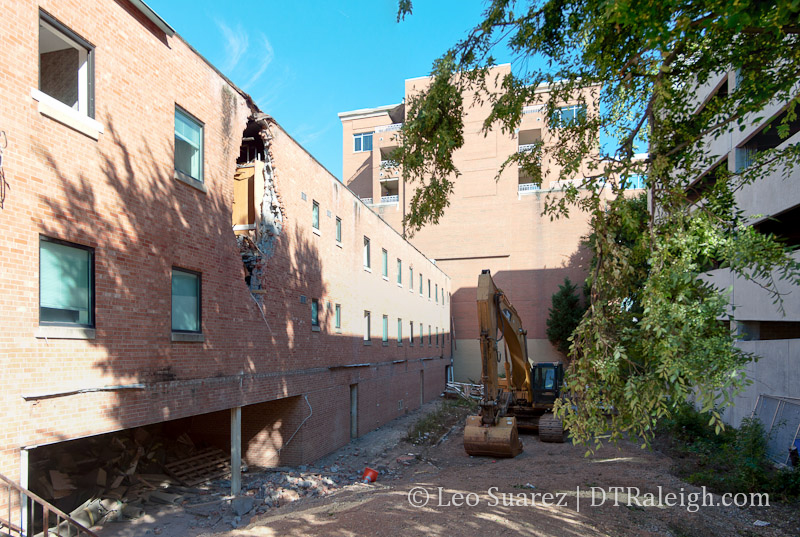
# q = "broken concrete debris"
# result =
<box><xmin>29</xmin><ymin>427</ymin><xmax>237</xmax><ymax>528</ymax></box>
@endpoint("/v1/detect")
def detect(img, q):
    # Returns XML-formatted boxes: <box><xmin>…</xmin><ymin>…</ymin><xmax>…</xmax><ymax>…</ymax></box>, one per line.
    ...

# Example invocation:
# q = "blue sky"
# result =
<box><xmin>146</xmin><ymin>0</ymin><xmax>506</xmax><ymax>180</ymax></box>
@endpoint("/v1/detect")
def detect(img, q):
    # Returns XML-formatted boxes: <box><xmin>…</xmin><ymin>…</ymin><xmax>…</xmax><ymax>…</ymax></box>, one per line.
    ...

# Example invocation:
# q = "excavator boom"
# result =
<box><xmin>464</xmin><ymin>270</ymin><xmax>529</xmax><ymax>457</ymax></box>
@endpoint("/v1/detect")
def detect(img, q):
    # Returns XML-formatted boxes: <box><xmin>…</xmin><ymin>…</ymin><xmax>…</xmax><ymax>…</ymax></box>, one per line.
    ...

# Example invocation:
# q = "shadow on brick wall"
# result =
<box><xmin>450</xmin><ymin>242</ymin><xmax>591</xmax><ymax>342</ymax></box>
<box><xmin>28</xmin><ymin>113</ymin><xmax>445</xmax><ymax>481</ymax></box>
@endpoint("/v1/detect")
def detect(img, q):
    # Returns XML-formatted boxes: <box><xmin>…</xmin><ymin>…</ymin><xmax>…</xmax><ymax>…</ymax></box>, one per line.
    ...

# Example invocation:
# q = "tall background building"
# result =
<box><xmin>340</xmin><ymin>65</ymin><xmax>640</xmax><ymax>381</ymax></box>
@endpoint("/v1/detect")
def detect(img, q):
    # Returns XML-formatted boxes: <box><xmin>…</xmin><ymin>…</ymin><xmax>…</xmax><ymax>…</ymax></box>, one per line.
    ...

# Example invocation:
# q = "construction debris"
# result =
<box><xmin>28</xmin><ymin>426</ymin><xmax>240</xmax><ymax>530</ymax></box>
<box><xmin>444</xmin><ymin>381</ymin><xmax>483</xmax><ymax>401</ymax></box>
<box><xmin>164</xmin><ymin>448</ymin><xmax>231</xmax><ymax>486</ymax></box>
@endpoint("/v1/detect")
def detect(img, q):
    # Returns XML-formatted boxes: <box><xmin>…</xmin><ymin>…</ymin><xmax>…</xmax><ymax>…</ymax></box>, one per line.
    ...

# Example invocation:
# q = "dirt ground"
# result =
<box><xmin>96</xmin><ymin>399</ymin><xmax>800</xmax><ymax>537</ymax></box>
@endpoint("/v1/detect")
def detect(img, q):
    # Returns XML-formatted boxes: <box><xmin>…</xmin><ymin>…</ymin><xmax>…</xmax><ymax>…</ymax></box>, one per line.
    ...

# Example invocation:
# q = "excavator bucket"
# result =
<box><xmin>463</xmin><ymin>415</ymin><xmax>523</xmax><ymax>458</ymax></box>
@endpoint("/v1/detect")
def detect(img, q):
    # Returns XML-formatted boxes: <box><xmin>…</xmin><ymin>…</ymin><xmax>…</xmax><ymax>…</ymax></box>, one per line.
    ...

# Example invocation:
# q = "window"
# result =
<box><xmin>335</xmin><ymin>303</ymin><xmax>341</xmax><ymax>330</ymax></box>
<box><xmin>335</xmin><ymin>217</ymin><xmax>342</xmax><ymax>242</ymax></box>
<box><xmin>397</xmin><ymin>318</ymin><xmax>403</xmax><ymax>343</ymax></box>
<box><xmin>363</xmin><ymin>311</ymin><xmax>371</xmax><ymax>342</ymax></box>
<box><xmin>175</xmin><ymin>107</ymin><xmax>204</xmax><ymax>183</ymax></box>
<box><xmin>311</xmin><ymin>298</ymin><xmax>319</xmax><ymax>328</ymax></box>
<box><xmin>354</xmin><ymin>131</ymin><xmax>373</xmax><ymax>152</ymax></box>
<box><xmin>736</xmin><ymin>105</ymin><xmax>800</xmax><ymax>172</ymax></box>
<box><xmin>39</xmin><ymin>13</ymin><xmax>94</xmax><ymax>117</ymax></box>
<box><xmin>551</xmin><ymin>104</ymin><xmax>587</xmax><ymax>127</ymax></box>
<box><xmin>419</xmin><ymin>322</ymin><xmax>423</xmax><ymax>345</ymax></box>
<box><xmin>428</xmin><ymin>325</ymin><xmax>432</xmax><ymax>345</ymax></box>
<box><xmin>428</xmin><ymin>279</ymin><xmax>431</xmax><ymax>299</ymax></box>
<box><xmin>436</xmin><ymin>327</ymin><xmax>439</xmax><ymax>346</ymax></box>
<box><xmin>382</xmin><ymin>249</ymin><xmax>388</xmax><ymax>277</ymax></box>
<box><xmin>397</xmin><ymin>259</ymin><xmax>402</xmax><ymax>285</ymax></box>
<box><xmin>435</xmin><ymin>283</ymin><xmax>438</xmax><ymax>303</ymax></box>
<box><xmin>419</xmin><ymin>274</ymin><xmax>423</xmax><ymax>295</ymax></box>
<box><xmin>39</xmin><ymin>237</ymin><xmax>94</xmax><ymax>327</ymax></box>
<box><xmin>172</xmin><ymin>268</ymin><xmax>201</xmax><ymax>332</ymax></box>
<box><xmin>442</xmin><ymin>288</ymin><xmax>445</xmax><ymax>304</ymax></box>
<box><xmin>363</xmin><ymin>237</ymin><xmax>371</xmax><ymax>269</ymax></box>
<box><xmin>312</xmin><ymin>201</ymin><xmax>320</xmax><ymax>230</ymax></box>
<box><xmin>409</xmin><ymin>321</ymin><xmax>414</xmax><ymax>345</ymax></box>
<box><xmin>409</xmin><ymin>267</ymin><xmax>413</xmax><ymax>290</ymax></box>
<box><xmin>382</xmin><ymin>315</ymin><xmax>388</xmax><ymax>343</ymax></box>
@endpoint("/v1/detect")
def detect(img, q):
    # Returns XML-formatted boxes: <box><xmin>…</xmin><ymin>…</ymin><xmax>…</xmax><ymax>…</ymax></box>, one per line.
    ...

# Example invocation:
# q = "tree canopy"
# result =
<box><xmin>395</xmin><ymin>0</ymin><xmax>800</xmax><ymax>448</ymax></box>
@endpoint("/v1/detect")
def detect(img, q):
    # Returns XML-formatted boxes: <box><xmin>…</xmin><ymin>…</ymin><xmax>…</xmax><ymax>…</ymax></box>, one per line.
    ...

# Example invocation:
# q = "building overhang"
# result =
<box><xmin>338</xmin><ymin>103</ymin><xmax>402</xmax><ymax>122</ymax></box>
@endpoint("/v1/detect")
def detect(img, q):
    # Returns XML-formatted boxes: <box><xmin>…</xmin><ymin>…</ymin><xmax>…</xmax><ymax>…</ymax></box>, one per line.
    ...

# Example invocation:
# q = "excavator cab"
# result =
<box><xmin>531</xmin><ymin>363</ymin><xmax>563</xmax><ymax>406</ymax></box>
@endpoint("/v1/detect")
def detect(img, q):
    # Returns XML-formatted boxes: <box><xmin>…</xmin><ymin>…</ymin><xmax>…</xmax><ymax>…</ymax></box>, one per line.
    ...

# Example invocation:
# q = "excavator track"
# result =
<box><xmin>538</xmin><ymin>412</ymin><xmax>565</xmax><ymax>443</ymax></box>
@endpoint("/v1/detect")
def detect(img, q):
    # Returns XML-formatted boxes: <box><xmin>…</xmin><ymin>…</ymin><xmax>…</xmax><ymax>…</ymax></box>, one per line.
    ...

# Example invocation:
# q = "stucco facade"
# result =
<box><xmin>340</xmin><ymin>66</ymin><xmax>637</xmax><ymax>381</ymax></box>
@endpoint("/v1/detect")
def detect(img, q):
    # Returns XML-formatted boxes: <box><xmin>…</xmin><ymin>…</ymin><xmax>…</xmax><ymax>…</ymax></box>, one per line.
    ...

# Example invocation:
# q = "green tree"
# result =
<box><xmin>546</xmin><ymin>277</ymin><xmax>586</xmax><ymax>356</ymax></box>
<box><xmin>395</xmin><ymin>1</ymin><xmax>800</xmax><ymax>447</ymax></box>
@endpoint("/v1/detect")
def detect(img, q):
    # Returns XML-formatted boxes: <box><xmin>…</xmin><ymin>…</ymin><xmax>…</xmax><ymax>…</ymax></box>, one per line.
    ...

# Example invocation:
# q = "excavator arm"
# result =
<box><xmin>464</xmin><ymin>270</ymin><xmax>527</xmax><ymax>457</ymax></box>
<box><xmin>477</xmin><ymin>270</ymin><xmax>531</xmax><ymax>398</ymax></box>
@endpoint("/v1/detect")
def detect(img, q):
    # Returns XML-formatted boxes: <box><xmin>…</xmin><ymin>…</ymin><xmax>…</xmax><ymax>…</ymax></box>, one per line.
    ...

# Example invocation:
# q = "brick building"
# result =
<box><xmin>340</xmin><ymin>65</ymin><xmax>644</xmax><ymax>381</ymax></box>
<box><xmin>0</xmin><ymin>0</ymin><xmax>450</xmax><ymax>504</ymax></box>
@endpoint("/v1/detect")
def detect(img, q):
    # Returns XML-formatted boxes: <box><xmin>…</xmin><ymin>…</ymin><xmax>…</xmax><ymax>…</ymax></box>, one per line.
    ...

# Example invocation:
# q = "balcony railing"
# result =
<box><xmin>518</xmin><ymin>183</ymin><xmax>541</xmax><ymax>193</ymax></box>
<box><xmin>518</xmin><ymin>144</ymin><xmax>538</xmax><ymax>153</ymax></box>
<box><xmin>380</xmin><ymin>195</ymin><xmax>399</xmax><ymax>204</ymax></box>
<box><xmin>380</xmin><ymin>160</ymin><xmax>399</xmax><ymax>169</ymax></box>
<box><xmin>361</xmin><ymin>197</ymin><xmax>373</xmax><ymax>204</ymax></box>
<box><xmin>523</xmin><ymin>105</ymin><xmax>544</xmax><ymax>114</ymax></box>
<box><xmin>375</xmin><ymin>123</ymin><xmax>403</xmax><ymax>133</ymax></box>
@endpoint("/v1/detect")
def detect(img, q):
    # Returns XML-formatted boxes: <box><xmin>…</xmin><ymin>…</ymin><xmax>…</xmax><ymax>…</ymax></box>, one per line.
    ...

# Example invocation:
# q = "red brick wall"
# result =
<box><xmin>0</xmin><ymin>0</ymin><xmax>450</xmax><ymax>482</ymax></box>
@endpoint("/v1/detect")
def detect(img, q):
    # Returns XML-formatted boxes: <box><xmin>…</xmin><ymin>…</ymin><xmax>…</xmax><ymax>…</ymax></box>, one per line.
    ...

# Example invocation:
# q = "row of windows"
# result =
<box><xmin>351</xmin><ymin>105</ymin><xmax>585</xmax><ymax>158</ymax></box>
<box><xmin>364</xmin><ymin>311</ymin><xmax>445</xmax><ymax>347</ymax></box>
<box><xmin>39</xmin><ymin>236</ymin><xmax>201</xmax><ymax>334</ymax></box>
<box><xmin>38</xmin><ymin>12</ymin><xmax>205</xmax><ymax>186</ymax></box>
<box><xmin>310</xmin><ymin>199</ymin><xmax>447</xmax><ymax>304</ymax></box>
<box><xmin>308</xmin><ymin>300</ymin><xmax>446</xmax><ymax>346</ymax></box>
<box><xmin>364</xmin><ymin>237</ymin><xmax>445</xmax><ymax>303</ymax></box>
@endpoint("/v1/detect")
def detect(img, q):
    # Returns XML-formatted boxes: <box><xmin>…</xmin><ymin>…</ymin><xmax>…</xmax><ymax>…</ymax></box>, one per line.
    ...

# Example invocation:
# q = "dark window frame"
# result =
<box><xmin>171</xmin><ymin>266</ymin><xmax>202</xmax><ymax>334</ymax></box>
<box><xmin>174</xmin><ymin>105</ymin><xmax>205</xmax><ymax>184</ymax></box>
<box><xmin>39</xmin><ymin>235</ymin><xmax>95</xmax><ymax>328</ymax></box>
<box><xmin>311</xmin><ymin>298</ymin><xmax>320</xmax><ymax>327</ymax></box>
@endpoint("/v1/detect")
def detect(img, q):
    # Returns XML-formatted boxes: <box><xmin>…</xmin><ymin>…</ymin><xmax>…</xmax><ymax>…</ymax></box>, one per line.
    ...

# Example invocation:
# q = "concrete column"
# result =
<box><xmin>20</xmin><ymin>449</ymin><xmax>29</xmax><ymax>534</ymax></box>
<box><xmin>231</xmin><ymin>407</ymin><xmax>242</xmax><ymax>495</ymax></box>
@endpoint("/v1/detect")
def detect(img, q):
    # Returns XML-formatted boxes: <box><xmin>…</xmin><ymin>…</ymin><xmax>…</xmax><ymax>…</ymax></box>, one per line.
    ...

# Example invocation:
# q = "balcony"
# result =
<box><xmin>375</xmin><ymin>123</ymin><xmax>403</xmax><ymax>133</ymax></box>
<box><xmin>361</xmin><ymin>197</ymin><xmax>373</xmax><ymax>204</ymax></box>
<box><xmin>518</xmin><ymin>144</ymin><xmax>538</xmax><ymax>153</ymax></box>
<box><xmin>380</xmin><ymin>195</ymin><xmax>399</xmax><ymax>204</ymax></box>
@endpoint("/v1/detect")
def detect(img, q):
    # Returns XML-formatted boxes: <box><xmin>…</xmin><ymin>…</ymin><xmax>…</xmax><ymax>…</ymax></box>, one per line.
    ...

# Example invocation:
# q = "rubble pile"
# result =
<box><xmin>31</xmin><ymin>427</ymin><xmax>226</xmax><ymax>526</ymax></box>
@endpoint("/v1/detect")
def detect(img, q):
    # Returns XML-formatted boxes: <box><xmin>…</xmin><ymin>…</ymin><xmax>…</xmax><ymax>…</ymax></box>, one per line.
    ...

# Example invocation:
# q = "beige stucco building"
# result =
<box><xmin>340</xmin><ymin>65</ymin><xmax>642</xmax><ymax>381</ymax></box>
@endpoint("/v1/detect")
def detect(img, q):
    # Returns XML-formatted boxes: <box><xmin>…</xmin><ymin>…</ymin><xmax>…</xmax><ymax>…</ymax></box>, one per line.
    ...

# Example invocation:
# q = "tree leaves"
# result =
<box><xmin>396</xmin><ymin>0</ymin><xmax>800</xmax><ymax>447</ymax></box>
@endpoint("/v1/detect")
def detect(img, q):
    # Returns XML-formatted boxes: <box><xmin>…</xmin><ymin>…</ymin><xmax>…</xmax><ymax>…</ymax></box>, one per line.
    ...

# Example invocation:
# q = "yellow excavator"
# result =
<box><xmin>464</xmin><ymin>270</ymin><xmax>566</xmax><ymax>457</ymax></box>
